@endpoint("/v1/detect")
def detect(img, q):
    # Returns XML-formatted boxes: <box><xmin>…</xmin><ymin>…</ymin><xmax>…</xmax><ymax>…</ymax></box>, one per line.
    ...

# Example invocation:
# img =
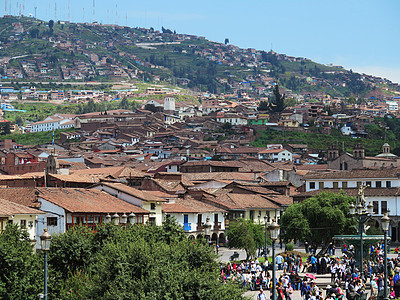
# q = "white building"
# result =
<box><xmin>258</xmin><ymin>149</ymin><xmax>293</xmax><ymax>162</ymax></box>
<box><xmin>162</xmin><ymin>197</ymin><xmax>227</xmax><ymax>243</ymax></box>
<box><xmin>30</xmin><ymin>115</ymin><xmax>75</xmax><ymax>133</ymax></box>
<box><xmin>386</xmin><ymin>101</ymin><xmax>399</xmax><ymax>112</ymax></box>
<box><xmin>216</xmin><ymin>113</ymin><xmax>247</xmax><ymax>126</ymax></box>
<box><xmin>90</xmin><ymin>182</ymin><xmax>170</xmax><ymax>226</ymax></box>
<box><xmin>300</xmin><ymin>168</ymin><xmax>400</xmax><ymax>243</ymax></box>
<box><xmin>0</xmin><ymin>199</ymin><xmax>43</xmax><ymax>241</ymax></box>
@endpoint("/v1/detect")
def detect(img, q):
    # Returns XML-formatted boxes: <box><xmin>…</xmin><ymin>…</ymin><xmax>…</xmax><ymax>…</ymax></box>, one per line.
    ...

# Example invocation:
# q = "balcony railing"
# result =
<box><xmin>197</xmin><ymin>223</ymin><xmax>204</xmax><ymax>231</ymax></box>
<box><xmin>184</xmin><ymin>222</ymin><xmax>191</xmax><ymax>231</ymax></box>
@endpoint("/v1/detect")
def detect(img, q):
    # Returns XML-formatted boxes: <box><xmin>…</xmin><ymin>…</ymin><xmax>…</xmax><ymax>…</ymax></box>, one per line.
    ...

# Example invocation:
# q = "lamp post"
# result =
<box><xmin>40</xmin><ymin>229</ymin><xmax>52</xmax><ymax>300</ymax></box>
<box><xmin>128</xmin><ymin>212</ymin><xmax>136</xmax><ymax>224</ymax></box>
<box><xmin>264</xmin><ymin>216</ymin><xmax>269</xmax><ymax>262</ymax></box>
<box><xmin>105</xmin><ymin>213</ymin><xmax>111</xmax><ymax>223</ymax></box>
<box><xmin>269</xmin><ymin>220</ymin><xmax>280</xmax><ymax>300</ymax></box>
<box><xmin>381</xmin><ymin>213</ymin><xmax>390</xmax><ymax>300</ymax></box>
<box><xmin>349</xmin><ymin>185</ymin><xmax>373</xmax><ymax>280</ymax></box>
<box><xmin>121</xmin><ymin>213</ymin><xmax>128</xmax><ymax>225</ymax></box>
<box><xmin>204</xmin><ymin>217</ymin><xmax>212</xmax><ymax>246</ymax></box>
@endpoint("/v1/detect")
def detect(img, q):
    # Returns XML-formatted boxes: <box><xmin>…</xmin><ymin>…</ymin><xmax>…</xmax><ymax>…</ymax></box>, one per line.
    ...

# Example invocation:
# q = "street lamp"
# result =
<box><xmin>112</xmin><ymin>213</ymin><xmax>119</xmax><ymax>225</ymax></box>
<box><xmin>204</xmin><ymin>217</ymin><xmax>212</xmax><ymax>246</ymax></box>
<box><xmin>105</xmin><ymin>214</ymin><xmax>111</xmax><ymax>223</ymax></box>
<box><xmin>349</xmin><ymin>184</ymin><xmax>373</xmax><ymax>280</ymax></box>
<box><xmin>128</xmin><ymin>212</ymin><xmax>136</xmax><ymax>224</ymax></box>
<box><xmin>40</xmin><ymin>229</ymin><xmax>52</xmax><ymax>300</ymax></box>
<box><xmin>381</xmin><ymin>213</ymin><xmax>390</xmax><ymax>300</ymax></box>
<box><xmin>121</xmin><ymin>213</ymin><xmax>128</xmax><ymax>225</ymax></box>
<box><xmin>269</xmin><ymin>220</ymin><xmax>280</xmax><ymax>300</ymax></box>
<box><xmin>264</xmin><ymin>215</ymin><xmax>269</xmax><ymax>262</ymax></box>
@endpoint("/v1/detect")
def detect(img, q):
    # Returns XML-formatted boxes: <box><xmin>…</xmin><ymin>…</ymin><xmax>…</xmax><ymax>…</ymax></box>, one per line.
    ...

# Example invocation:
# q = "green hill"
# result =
<box><xmin>0</xmin><ymin>15</ymin><xmax>399</xmax><ymax>98</ymax></box>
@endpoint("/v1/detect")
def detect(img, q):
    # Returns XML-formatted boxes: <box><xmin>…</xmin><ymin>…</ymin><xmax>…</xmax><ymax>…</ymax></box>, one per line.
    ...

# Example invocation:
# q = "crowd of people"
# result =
<box><xmin>220</xmin><ymin>242</ymin><xmax>400</xmax><ymax>300</ymax></box>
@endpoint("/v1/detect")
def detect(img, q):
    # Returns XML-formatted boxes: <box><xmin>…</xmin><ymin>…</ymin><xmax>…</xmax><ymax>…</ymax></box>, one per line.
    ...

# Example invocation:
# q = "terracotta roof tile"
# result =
<box><xmin>97</xmin><ymin>183</ymin><xmax>169</xmax><ymax>202</ymax></box>
<box><xmin>304</xmin><ymin>168</ymin><xmax>400</xmax><ymax>180</ymax></box>
<box><xmin>0</xmin><ymin>198</ymin><xmax>44</xmax><ymax>216</ymax></box>
<box><xmin>37</xmin><ymin>188</ymin><xmax>150</xmax><ymax>214</ymax></box>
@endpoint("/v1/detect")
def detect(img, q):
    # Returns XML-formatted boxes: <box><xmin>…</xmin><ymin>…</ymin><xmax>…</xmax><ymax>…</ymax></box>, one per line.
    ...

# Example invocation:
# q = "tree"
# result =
<box><xmin>0</xmin><ymin>225</ymin><xmax>42</xmax><ymax>299</ymax></box>
<box><xmin>119</xmin><ymin>97</ymin><xmax>129</xmax><ymax>109</ymax></box>
<box><xmin>48</xmin><ymin>221</ymin><xmax>243</xmax><ymax>299</ymax></box>
<box><xmin>30</xmin><ymin>28</ymin><xmax>40</xmax><ymax>38</ymax></box>
<box><xmin>268</xmin><ymin>84</ymin><xmax>286</xmax><ymax>113</ymax></box>
<box><xmin>227</xmin><ymin>219</ymin><xmax>266</xmax><ymax>259</ymax></box>
<box><xmin>144</xmin><ymin>103</ymin><xmax>158</xmax><ymax>113</ymax></box>
<box><xmin>258</xmin><ymin>101</ymin><xmax>269</xmax><ymax>111</ymax></box>
<box><xmin>48</xmin><ymin>19</ymin><xmax>54</xmax><ymax>34</ymax></box>
<box><xmin>224</xmin><ymin>38</ymin><xmax>229</xmax><ymax>45</ymax></box>
<box><xmin>280</xmin><ymin>191</ymin><xmax>356</xmax><ymax>253</ymax></box>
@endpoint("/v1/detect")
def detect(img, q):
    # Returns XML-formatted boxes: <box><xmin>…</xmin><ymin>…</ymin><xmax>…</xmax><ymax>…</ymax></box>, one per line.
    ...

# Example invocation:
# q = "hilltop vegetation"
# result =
<box><xmin>0</xmin><ymin>16</ymin><xmax>399</xmax><ymax>98</ymax></box>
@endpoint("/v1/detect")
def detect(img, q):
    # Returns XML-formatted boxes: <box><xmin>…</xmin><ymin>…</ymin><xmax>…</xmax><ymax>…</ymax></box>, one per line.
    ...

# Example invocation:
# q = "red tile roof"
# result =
<box><xmin>0</xmin><ymin>198</ymin><xmax>44</xmax><ymax>216</ymax></box>
<box><xmin>37</xmin><ymin>188</ymin><xmax>150</xmax><ymax>214</ymax></box>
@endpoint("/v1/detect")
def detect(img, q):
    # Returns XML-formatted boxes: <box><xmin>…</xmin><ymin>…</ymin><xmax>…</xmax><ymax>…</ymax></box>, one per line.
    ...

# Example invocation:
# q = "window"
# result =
<box><xmin>309</xmin><ymin>182</ymin><xmax>316</xmax><ymax>189</ymax></box>
<box><xmin>138</xmin><ymin>215</ymin><xmax>143</xmax><ymax>224</ymax></box>
<box><xmin>47</xmin><ymin>217</ymin><xmax>58</xmax><ymax>226</ymax></box>
<box><xmin>376</xmin><ymin>181</ymin><xmax>382</xmax><ymax>188</ymax></box>
<box><xmin>249</xmin><ymin>210</ymin><xmax>254</xmax><ymax>221</ymax></box>
<box><xmin>333</xmin><ymin>182</ymin><xmax>339</xmax><ymax>189</ymax></box>
<box><xmin>198</xmin><ymin>214</ymin><xmax>202</xmax><ymax>224</ymax></box>
<box><xmin>319</xmin><ymin>182</ymin><xmax>324</xmax><ymax>189</ymax></box>
<box><xmin>150</xmin><ymin>203</ymin><xmax>156</xmax><ymax>210</ymax></box>
<box><xmin>381</xmin><ymin>201</ymin><xmax>388</xmax><ymax>214</ymax></box>
<box><xmin>357</xmin><ymin>182</ymin><xmax>362</xmax><ymax>188</ymax></box>
<box><xmin>20</xmin><ymin>220</ymin><xmax>26</xmax><ymax>228</ymax></box>
<box><xmin>373</xmin><ymin>201</ymin><xmax>379</xmax><ymax>214</ymax></box>
<box><xmin>366</xmin><ymin>181</ymin><xmax>372</xmax><ymax>187</ymax></box>
<box><xmin>387</xmin><ymin>181</ymin><xmax>392</xmax><ymax>188</ymax></box>
<box><xmin>342</xmin><ymin>182</ymin><xmax>348</xmax><ymax>188</ymax></box>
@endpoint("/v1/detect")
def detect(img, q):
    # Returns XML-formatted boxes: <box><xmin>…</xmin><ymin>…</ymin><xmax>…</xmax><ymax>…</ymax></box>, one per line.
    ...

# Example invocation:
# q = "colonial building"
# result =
<box><xmin>327</xmin><ymin>143</ymin><xmax>400</xmax><ymax>171</ymax></box>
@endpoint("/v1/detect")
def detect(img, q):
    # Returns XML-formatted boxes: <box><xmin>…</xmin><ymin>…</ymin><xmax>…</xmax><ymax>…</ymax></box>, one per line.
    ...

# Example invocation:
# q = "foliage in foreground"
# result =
<box><xmin>280</xmin><ymin>191</ymin><xmax>356</xmax><ymax>252</ymax></box>
<box><xmin>227</xmin><ymin>218</ymin><xmax>269</xmax><ymax>259</ymax></box>
<box><xmin>0</xmin><ymin>220</ymin><xmax>244</xmax><ymax>299</ymax></box>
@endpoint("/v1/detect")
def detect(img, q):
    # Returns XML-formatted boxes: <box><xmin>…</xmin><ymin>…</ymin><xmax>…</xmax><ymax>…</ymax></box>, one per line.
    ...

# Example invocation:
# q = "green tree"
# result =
<box><xmin>258</xmin><ymin>101</ymin><xmax>269</xmax><ymax>111</ymax></box>
<box><xmin>119</xmin><ymin>96</ymin><xmax>129</xmax><ymax>109</ymax></box>
<box><xmin>0</xmin><ymin>225</ymin><xmax>42</xmax><ymax>299</ymax></box>
<box><xmin>145</xmin><ymin>103</ymin><xmax>158</xmax><ymax>112</ymax></box>
<box><xmin>280</xmin><ymin>191</ymin><xmax>356</xmax><ymax>253</ymax></box>
<box><xmin>227</xmin><ymin>219</ymin><xmax>265</xmax><ymax>259</ymax></box>
<box><xmin>48</xmin><ymin>221</ymin><xmax>243</xmax><ymax>299</ymax></box>
<box><xmin>268</xmin><ymin>84</ymin><xmax>286</xmax><ymax>113</ymax></box>
<box><xmin>48</xmin><ymin>19</ymin><xmax>54</xmax><ymax>34</ymax></box>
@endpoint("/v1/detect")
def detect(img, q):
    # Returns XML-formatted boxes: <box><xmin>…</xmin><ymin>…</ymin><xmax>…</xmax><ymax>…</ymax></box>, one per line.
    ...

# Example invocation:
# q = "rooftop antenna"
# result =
<box><xmin>5</xmin><ymin>0</ymin><xmax>7</xmax><ymax>15</ymax></box>
<box><xmin>115</xmin><ymin>4</ymin><xmax>117</xmax><ymax>24</ymax></box>
<box><xmin>107</xmin><ymin>9</ymin><xmax>109</xmax><ymax>24</ymax></box>
<box><xmin>93</xmin><ymin>0</ymin><xmax>95</xmax><ymax>22</ymax></box>
<box><xmin>34</xmin><ymin>6</ymin><xmax>37</xmax><ymax>18</ymax></box>
<box><xmin>54</xmin><ymin>2</ymin><xmax>57</xmax><ymax>20</ymax></box>
<box><xmin>125</xmin><ymin>12</ymin><xmax>127</xmax><ymax>25</ymax></box>
<box><xmin>83</xmin><ymin>7</ymin><xmax>85</xmax><ymax>22</ymax></box>
<box><xmin>23</xmin><ymin>0</ymin><xmax>24</xmax><ymax>16</ymax></box>
<box><xmin>68</xmin><ymin>0</ymin><xmax>70</xmax><ymax>22</ymax></box>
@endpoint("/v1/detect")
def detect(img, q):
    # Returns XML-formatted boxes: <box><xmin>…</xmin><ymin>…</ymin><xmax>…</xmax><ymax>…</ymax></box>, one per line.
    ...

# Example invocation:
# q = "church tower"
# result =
<box><xmin>353</xmin><ymin>143</ymin><xmax>365</xmax><ymax>159</ymax></box>
<box><xmin>327</xmin><ymin>144</ymin><xmax>339</xmax><ymax>161</ymax></box>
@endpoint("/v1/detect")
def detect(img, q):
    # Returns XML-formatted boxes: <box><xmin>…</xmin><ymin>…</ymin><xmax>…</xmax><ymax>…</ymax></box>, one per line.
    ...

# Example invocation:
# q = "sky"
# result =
<box><xmin>3</xmin><ymin>0</ymin><xmax>400</xmax><ymax>83</ymax></box>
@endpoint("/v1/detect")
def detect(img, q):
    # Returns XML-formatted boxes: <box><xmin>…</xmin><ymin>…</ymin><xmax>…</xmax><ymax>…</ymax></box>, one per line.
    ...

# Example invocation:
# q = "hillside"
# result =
<box><xmin>0</xmin><ymin>15</ymin><xmax>399</xmax><ymax>99</ymax></box>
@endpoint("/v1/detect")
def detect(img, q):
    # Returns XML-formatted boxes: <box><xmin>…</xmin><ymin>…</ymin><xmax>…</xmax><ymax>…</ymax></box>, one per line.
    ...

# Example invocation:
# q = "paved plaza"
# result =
<box><xmin>216</xmin><ymin>246</ymin><xmax>398</xmax><ymax>300</ymax></box>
